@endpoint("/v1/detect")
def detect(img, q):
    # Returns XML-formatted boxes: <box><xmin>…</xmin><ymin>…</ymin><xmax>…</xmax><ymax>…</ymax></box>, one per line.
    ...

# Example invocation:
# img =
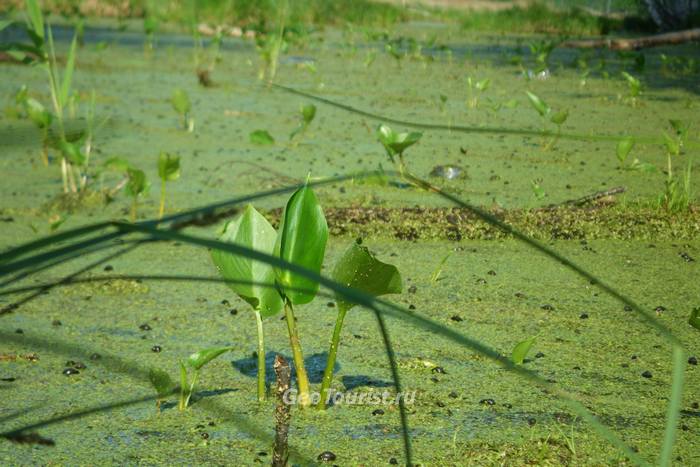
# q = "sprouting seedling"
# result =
<box><xmin>525</xmin><ymin>91</ymin><xmax>567</xmax><ymax>149</ymax></box>
<box><xmin>466</xmin><ymin>77</ymin><xmax>490</xmax><ymax>109</ymax></box>
<box><xmin>377</xmin><ymin>124</ymin><xmax>422</xmax><ymax>178</ymax></box>
<box><xmin>430</xmin><ymin>253</ymin><xmax>451</xmax><ymax>283</ymax></box>
<box><xmin>289</xmin><ymin>103</ymin><xmax>316</xmax><ymax>141</ymax></box>
<box><xmin>274</xmin><ymin>181</ymin><xmax>328</xmax><ymax>408</ymax></box>
<box><xmin>621</xmin><ymin>71</ymin><xmax>641</xmax><ymax>105</ymax></box>
<box><xmin>211</xmin><ymin>205</ymin><xmax>283</xmax><ymax>402</ymax></box>
<box><xmin>171</xmin><ymin>89</ymin><xmax>193</xmax><ymax>132</ymax></box>
<box><xmin>178</xmin><ymin>346</ymin><xmax>234</xmax><ymax>410</ymax></box>
<box><xmin>143</xmin><ymin>14</ymin><xmax>158</xmax><ymax>53</ymax></box>
<box><xmin>22</xmin><ymin>96</ymin><xmax>53</xmax><ymax>166</ymax></box>
<box><xmin>148</xmin><ymin>368</ymin><xmax>175</xmax><ymax>412</ymax></box>
<box><xmin>616</xmin><ymin>137</ymin><xmax>635</xmax><ymax>169</ymax></box>
<box><xmin>318</xmin><ymin>240</ymin><xmax>401</xmax><ymax>409</ymax></box>
<box><xmin>250</xmin><ymin>129</ymin><xmax>275</xmax><ymax>145</ymax></box>
<box><xmin>528</xmin><ymin>39</ymin><xmax>555</xmax><ymax>71</ymax></box>
<box><xmin>511</xmin><ymin>336</ymin><xmax>537</xmax><ymax>365</ymax></box>
<box><xmin>531</xmin><ymin>179</ymin><xmax>546</xmax><ymax>200</ymax></box>
<box><xmin>125</xmin><ymin>167</ymin><xmax>149</xmax><ymax>222</ymax></box>
<box><xmin>157</xmin><ymin>152</ymin><xmax>181</xmax><ymax>219</ymax></box>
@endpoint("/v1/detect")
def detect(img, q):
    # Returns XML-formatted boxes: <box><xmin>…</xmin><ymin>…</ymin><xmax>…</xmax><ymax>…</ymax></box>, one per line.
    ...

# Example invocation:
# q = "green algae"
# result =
<box><xmin>0</xmin><ymin>19</ymin><xmax>699</xmax><ymax>466</ymax></box>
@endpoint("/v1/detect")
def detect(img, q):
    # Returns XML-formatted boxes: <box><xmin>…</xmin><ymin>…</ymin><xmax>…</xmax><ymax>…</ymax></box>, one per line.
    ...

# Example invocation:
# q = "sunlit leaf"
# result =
<box><xmin>377</xmin><ymin>124</ymin><xmax>422</xmax><ymax>157</ymax></box>
<box><xmin>332</xmin><ymin>240</ymin><xmax>402</xmax><ymax>313</ymax></box>
<box><xmin>616</xmin><ymin>137</ymin><xmax>635</xmax><ymax>164</ymax></box>
<box><xmin>59</xmin><ymin>35</ymin><xmax>77</xmax><ymax>110</ymax></box>
<box><xmin>525</xmin><ymin>91</ymin><xmax>549</xmax><ymax>117</ymax></box>
<box><xmin>511</xmin><ymin>336</ymin><xmax>537</xmax><ymax>365</ymax></box>
<box><xmin>690</xmin><ymin>308</ymin><xmax>700</xmax><ymax>331</ymax></box>
<box><xmin>103</xmin><ymin>156</ymin><xmax>130</xmax><ymax>173</ymax></box>
<box><xmin>58</xmin><ymin>140</ymin><xmax>85</xmax><ymax>166</ymax></box>
<box><xmin>171</xmin><ymin>89</ymin><xmax>191</xmax><ymax>116</ymax></box>
<box><xmin>211</xmin><ymin>205</ymin><xmax>283</xmax><ymax>317</ymax></box>
<box><xmin>250</xmin><ymin>129</ymin><xmax>275</xmax><ymax>145</ymax></box>
<box><xmin>158</xmin><ymin>152</ymin><xmax>181</xmax><ymax>182</ymax></box>
<box><xmin>125</xmin><ymin>168</ymin><xmax>149</xmax><ymax>197</ymax></box>
<box><xmin>24</xmin><ymin>97</ymin><xmax>51</xmax><ymax>128</ymax></box>
<box><xmin>274</xmin><ymin>183</ymin><xmax>328</xmax><ymax>305</ymax></box>
<box><xmin>187</xmin><ymin>346</ymin><xmax>234</xmax><ymax>371</ymax></box>
<box><xmin>301</xmin><ymin>103</ymin><xmax>316</xmax><ymax>125</ymax></box>
<box><xmin>549</xmin><ymin>110</ymin><xmax>568</xmax><ymax>125</ymax></box>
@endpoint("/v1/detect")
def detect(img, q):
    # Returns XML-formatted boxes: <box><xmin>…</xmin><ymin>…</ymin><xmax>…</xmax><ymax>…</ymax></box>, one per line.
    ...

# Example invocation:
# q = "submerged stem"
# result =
<box><xmin>284</xmin><ymin>300</ymin><xmax>310</xmax><ymax>407</ymax></box>
<box><xmin>318</xmin><ymin>306</ymin><xmax>348</xmax><ymax>409</ymax></box>
<box><xmin>254</xmin><ymin>309</ymin><xmax>266</xmax><ymax>402</ymax></box>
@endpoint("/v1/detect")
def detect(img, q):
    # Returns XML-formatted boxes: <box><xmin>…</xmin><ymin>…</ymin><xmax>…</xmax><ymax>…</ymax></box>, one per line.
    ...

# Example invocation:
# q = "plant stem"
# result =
<box><xmin>131</xmin><ymin>197</ymin><xmax>138</xmax><ymax>222</ymax></box>
<box><xmin>317</xmin><ymin>305</ymin><xmax>348</xmax><ymax>409</ymax></box>
<box><xmin>60</xmin><ymin>158</ymin><xmax>68</xmax><ymax>193</ymax></box>
<box><xmin>159</xmin><ymin>179</ymin><xmax>166</xmax><ymax>219</ymax></box>
<box><xmin>254</xmin><ymin>309</ymin><xmax>266</xmax><ymax>402</ymax></box>
<box><xmin>284</xmin><ymin>300</ymin><xmax>310</xmax><ymax>407</ymax></box>
<box><xmin>184</xmin><ymin>370</ymin><xmax>199</xmax><ymax>408</ymax></box>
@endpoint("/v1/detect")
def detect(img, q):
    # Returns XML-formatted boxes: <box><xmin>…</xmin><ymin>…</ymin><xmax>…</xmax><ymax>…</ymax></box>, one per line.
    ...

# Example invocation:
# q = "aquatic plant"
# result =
<box><xmin>621</xmin><ymin>71</ymin><xmax>641</xmax><ymax>106</ymax></box>
<box><xmin>157</xmin><ymin>152</ymin><xmax>181</xmax><ymax>219</ymax></box>
<box><xmin>143</xmin><ymin>13</ymin><xmax>159</xmax><ymax>53</ymax></box>
<box><xmin>211</xmin><ymin>205</ymin><xmax>283</xmax><ymax>402</ymax></box>
<box><xmin>125</xmin><ymin>167</ymin><xmax>149</xmax><ymax>221</ymax></box>
<box><xmin>525</xmin><ymin>91</ymin><xmax>568</xmax><ymax>149</ymax></box>
<box><xmin>148</xmin><ymin>368</ymin><xmax>175</xmax><ymax>412</ymax></box>
<box><xmin>250</xmin><ymin>129</ymin><xmax>275</xmax><ymax>145</ymax></box>
<box><xmin>466</xmin><ymin>77</ymin><xmax>490</xmax><ymax>109</ymax></box>
<box><xmin>615</xmin><ymin>137</ymin><xmax>635</xmax><ymax>169</ymax></box>
<box><xmin>317</xmin><ymin>240</ymin><xmax>402</xmax><ymax>408</ymax></box>
<box><xmin>377</xmin><ymin>124</ymin><xmax>422</xmax><ymax>178</ymax></box>
<box><xmin>659</xmin><ymin>120</ymin><xmax>693</xmax><ymax>213</ymax></box>
<box><xmin>21</xmin><ymin>94</ymin><xmax>52</xmax><ymax>165</ymax></box>
<box><xmin>171</xmin><ymin>89</ymin><xmax>194</xmax><ymax>132</ymax></box>
<box><xmin>274</xmin><ymin>182</ymin><xmax>328</xmax><ymax>407</ymax></box>
<box><xmin>289</xmin><ymin>103</ymin><xmax>316</xmax><ymax>141</ymax></box>
<box><xmin>178</xmin><ymin>347</ymin><xmax>234</xmax><ymax>410</ymax></box>
<box><xmin>511</xmin><ymin>336</ymin><xmax>537</xmax><ymax>365</ymax></box>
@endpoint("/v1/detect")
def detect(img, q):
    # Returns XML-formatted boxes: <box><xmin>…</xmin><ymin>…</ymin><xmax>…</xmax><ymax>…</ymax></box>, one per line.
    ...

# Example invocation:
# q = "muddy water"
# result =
<box><xmin>1</xmin><ymin>20</ymin><xmax>699</xmax><ymax>465</ymax></box>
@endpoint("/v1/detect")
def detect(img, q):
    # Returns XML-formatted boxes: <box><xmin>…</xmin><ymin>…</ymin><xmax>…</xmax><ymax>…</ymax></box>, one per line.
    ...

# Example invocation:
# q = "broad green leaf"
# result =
<box><xmin>377</xmin><ymin>124</ymin><xmax>421</xmax><ymax>157</ymax></box>
<box><xmin>332</xmin><ymin>241</ymin><xmax>402</xmax><ymax>313</ymax></box>
<box><xmin>58</xmin><ymin>140</ymin><xmax>85</xmax><ymax>166</ymax></box>
<box><xmin>0</xmin><ymin>19</ymin><xmax>12</xmax><ymax>33</ymax></box>
<box><xmin>186</xmin><ymin>346</ymin><xmax>234</xmax><ymax>371</ymax></box>
<box><xmin>690</xmin><ymin>308</ymin><xmax>700</xmax><ymax>331</ymax></box>
<box><xmin>25</xmin><ymin>0</ymin><xmax>44</xmax><ymax>41</ymax></box>
<box><xmin>59</xmin><ymin>34</ymin><xmax>77</xmax><ymax>109</ymax></box>
<box><xmin>211</xmin><ymin>205</ymin><xmax>283</xmax><ymax>317</ymax></box>
<box><xmin>249</xmin><ymin>129</ymin><xmax>275</xmax><ymax>145</ymax></box>
<box><xmin>549</xmin><ymin>110</ymin><xmax>568</xmax><ymax>125</ymax></box>
<box><xmin>24</xmin><ymin>97</ymin><xmax>51</xmax><ymax>128</ymax></box>
<box><xmin>616</xmin><ymin>137</ymin><xmax>635</xmax><ymax>163</ymax></box>
<box><xmin>125</xmin><ymin>168</ymin><xmax>149</xmax><ymax>197</ymax></box>
<box><xmin>103</xmin><ymin>156</ymin><xmax>130</xmax><ymax>173</ymax></box>
<box><xmin>525</xmin><ymin>91</ymin><xmax>549</xmax><ymax>117</ymax></box>
<box><xmin>274</xmin><ymin>183</ymin><xmax>328</xmax><ymax>305</ymax></box>
<box><xmin>669</xmin><ymin>119</ymin><xmax>688</xmax><ymax>139</ymax></box>
<box><xmin>158</xmin><ymin>152</ymin><xmax>181</xmax><ymax>182</ymax></box>
<box><xmin>511</xmin><ymin>336</ymin><xmax>537</xmax><ymax>365</ymax></box>
<box><xmin>301</xmin><ymin>103</ymin><xmax>316</xmax><ymax>125</ymax></box>
<box><xmin>149</xmin><ymin>368</ymin><xmax>175</xmax><ymax>397</ymax></box>
<box><xmin>171</xmin><ymin>89</ymin><xmax>191</xmax><ymax>116</ymax></box>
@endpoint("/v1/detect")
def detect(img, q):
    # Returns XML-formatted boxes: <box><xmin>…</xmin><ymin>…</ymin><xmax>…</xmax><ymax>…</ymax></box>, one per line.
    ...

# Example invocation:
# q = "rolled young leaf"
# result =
<box><xmin>511</xmin><ymin>336</ymin><xmax>537</xmax><ymax>365</ymax></box>
<box><xmin>274</xmin><ymin>184</ymin><xmax>328</xmax><ymax>305</ymax></box>
<box><xmin>211</xmin><ymin>205</ymin><xmax>283</xmax><ymax>317</ymax></box>
<box><xmin>525</xmin><ymin>91</ymin><xmax>550</xmax><ymax>117</ymax></box>
<box><xmin>187</xmin><ymin>346</ymin><xmax>234</xmax><ymax>371</ymax></box>
<box><xmin>332</xmin><ymin>241</ymin><xmax>402</xmax><ymax>312</ymax></box>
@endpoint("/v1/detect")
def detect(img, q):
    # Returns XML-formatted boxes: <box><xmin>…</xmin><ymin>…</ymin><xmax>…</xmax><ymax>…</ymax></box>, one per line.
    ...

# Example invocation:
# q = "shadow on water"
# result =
<box><xmin>232</xmin><ymin>351</ymin><xmax>339</xmax><ymax>386</ymax></box>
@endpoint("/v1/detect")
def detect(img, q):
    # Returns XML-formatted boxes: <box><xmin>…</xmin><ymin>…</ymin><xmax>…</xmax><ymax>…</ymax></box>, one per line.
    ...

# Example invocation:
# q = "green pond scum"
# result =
<box><xmin>1</xmin><ymin>0</ymin><xmax>700</xmax><ymax>465</ymax></box>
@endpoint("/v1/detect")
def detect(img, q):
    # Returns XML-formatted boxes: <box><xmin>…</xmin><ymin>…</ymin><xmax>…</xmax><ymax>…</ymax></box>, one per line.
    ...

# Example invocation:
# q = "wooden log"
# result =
<box><xmin>560</xmin><ymin>28</ymin><xmax>700</xmax><ymax>50</ymax></box>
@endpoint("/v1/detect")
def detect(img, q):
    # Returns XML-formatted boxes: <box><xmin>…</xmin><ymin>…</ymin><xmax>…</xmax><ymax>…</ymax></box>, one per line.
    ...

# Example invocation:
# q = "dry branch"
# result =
<box><xmin>560</xmin><ymin>28</ymin><xmax>700</xmax><ymax>50</ymax></box>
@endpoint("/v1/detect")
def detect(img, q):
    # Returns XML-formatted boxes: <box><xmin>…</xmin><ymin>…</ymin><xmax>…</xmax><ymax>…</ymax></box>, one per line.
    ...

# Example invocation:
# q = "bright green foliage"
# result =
<box><xmin>211</xmin><ymin>205</ymin><xmax>283</xmax><ymax>317</ymax></box>
<box><xmin>126</xmin><ymin>168</ymin><xmax>148</xmax><ymax>198</ymax></box>
<box><xmin>616</xmin><ymin>137</ymin><xmax>635</xmax><ymax>166</ymax></box>
<box><xmin>187</xmin><ymin>346</ymin><xmax>234</xmax><ymax>371</ymax></box>
<box><xmin>274</xmin><ymin>183</ymin><xmax>328</xmax><ymax>305</ymax></box>
<box><xmin>377</xmin><ymin>124</ymin><xmax>422</xmax><ymax>161</ymax></box>
<box><xmin>549</xmin><ymin>110</ymin><xmax>568</xmax><ymax>125</ymax></box>
<box><xmin>511</xmin><ymin>336</ymin><xmax>537</xmax><ymax>365</ymax></box>
<box><xmin>250</xmin><ymin>129</ymin><xmax>275</xmax><ymax>145</ymax></box>
<box><xmin>58</xmin><ymin>140</ymin><xmax>85</xmax><ymax>166</ymax></box>
<box><xmin>158</xmin><ymin>152</ymin><xmax>181</xmax><ymax>182</ymax></box>
<box><xmin>290</xmin><ymin>104</ymin><xmax>317</xmax><ymax>140</ymax></box>
<box><xmin>24</xmin><ymin>97</ymin><xmax>52</xmax><ymax>128</ymax></box>
<box><xmin>171</xmin><ymin>89</ymin><xmax>191</xmax><ymax>116</ymax></box>
<box><xmin>621</xmin><ymin>71</ymin><xmax>641</xmax><ymax>98</ymax></box>
<box><xmin>525</xmin><ymin>91</ymin><xmax>550</xmax><ymax>117</ymax></box>
<box><xmin>331</xmin><ymin>240</ymin><xmax>402</xmax><ymax>313</ymax></box>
